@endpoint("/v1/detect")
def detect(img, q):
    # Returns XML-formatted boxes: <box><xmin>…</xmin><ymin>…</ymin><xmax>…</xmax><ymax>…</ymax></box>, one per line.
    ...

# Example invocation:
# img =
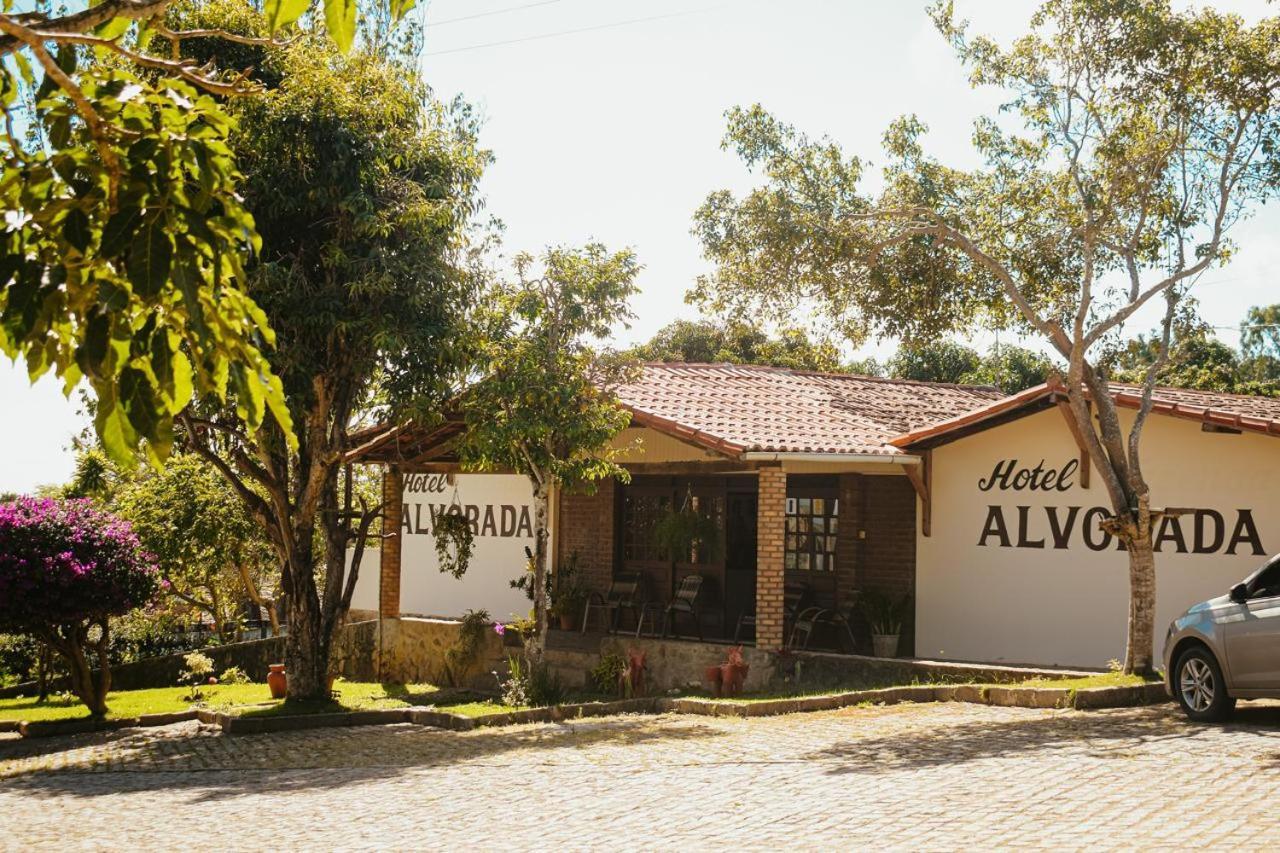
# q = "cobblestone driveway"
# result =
<box><xmin>4</xmin><ymin>700</ymin><xmax>1280</xmax><ymax>850</ymax></box>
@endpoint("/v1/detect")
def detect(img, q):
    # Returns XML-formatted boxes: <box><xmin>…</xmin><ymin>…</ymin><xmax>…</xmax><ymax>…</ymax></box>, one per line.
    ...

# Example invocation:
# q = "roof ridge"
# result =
<box><xmin>638</xmin><ymin>361</ymin><xmax>1002</xmax><ymax>394</ymax></box>
<box><xmin>1109</xmin><ymin>381</ymin><xmax>1280</xmax><ymax>405</ymax></box>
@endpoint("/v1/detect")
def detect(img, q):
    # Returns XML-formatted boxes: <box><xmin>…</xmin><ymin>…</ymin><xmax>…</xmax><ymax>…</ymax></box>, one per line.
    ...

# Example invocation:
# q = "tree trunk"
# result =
<box><xmin>52</xmin><ymin>623</ymin><xmax>111</xmax><ymax>719</ymax></box>
<box><xmin>1122</xmin><ymin>503</ymin><xmax>1157</xmax><ymax>677</ymax></box>
<box><xmin>284</xmin><ymin>582</ymin><xmax>330</xmax><ymax>700</ymax></box>
<box><xmin>527</xmin><ymin>480</ymin><xmax>551</xmax><ymax>663</ymax></box>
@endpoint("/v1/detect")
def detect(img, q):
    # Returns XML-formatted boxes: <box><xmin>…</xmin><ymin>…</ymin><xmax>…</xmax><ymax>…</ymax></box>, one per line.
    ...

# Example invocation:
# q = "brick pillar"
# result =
<box><xmin>755</xmin><ymin>466</ymin><xmax>786</xmax><ymax>649</ymax></box>
<box><xmin>379</xmin><ymin>467</ymin><xmax>403</xmax><ymax>619</ymax></box>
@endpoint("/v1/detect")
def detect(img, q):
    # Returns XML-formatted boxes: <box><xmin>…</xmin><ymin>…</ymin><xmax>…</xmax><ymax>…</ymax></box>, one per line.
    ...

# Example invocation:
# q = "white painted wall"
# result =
<box><xmin>916</xmin><ymin>408</ymin><xmax>1280</xmax><ymax>668</ymax></box>
<box><xmin>349</xmin><ymin>473</ymin><xmax>539</xmax><ymax>621</ymax></box>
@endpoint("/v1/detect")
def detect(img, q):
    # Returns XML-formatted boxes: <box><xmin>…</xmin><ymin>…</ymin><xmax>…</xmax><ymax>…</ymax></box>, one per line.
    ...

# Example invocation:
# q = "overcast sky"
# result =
<box><xmin>2</xmin><ymin>0</ymin><xmax>1276</xmax><ymax>493</ymax></box>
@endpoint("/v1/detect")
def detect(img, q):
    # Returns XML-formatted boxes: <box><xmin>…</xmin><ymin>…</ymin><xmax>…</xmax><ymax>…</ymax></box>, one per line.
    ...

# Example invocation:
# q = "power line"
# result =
<box><xmin>423</xmin><ymin>2</ymin><xmax>740</xmax><ymax>57</ymax></box>
<box><xmin>427</xmin><ymin>0</ymin><xmax>562</xmax><ymax>28</ymax></box>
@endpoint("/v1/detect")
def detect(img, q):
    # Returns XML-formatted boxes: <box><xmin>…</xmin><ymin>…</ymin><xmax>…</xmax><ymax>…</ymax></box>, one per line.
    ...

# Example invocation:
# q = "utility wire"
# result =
<box><xmin>428</xmin><ymin>0</ymin><xmax>562</xmax><ymax>28</ymax></box>
<box><xmin>424</xmin><ymin>2</ymin><xmax>740</xmax><ymax>56</ymax></box>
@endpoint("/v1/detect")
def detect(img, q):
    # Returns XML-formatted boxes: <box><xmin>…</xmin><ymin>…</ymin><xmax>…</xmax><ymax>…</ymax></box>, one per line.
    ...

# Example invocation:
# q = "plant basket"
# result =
<box><xmin>871</xmin><ymin>634</ymin><xmax>899</xmax><ymax>658</ymax></box>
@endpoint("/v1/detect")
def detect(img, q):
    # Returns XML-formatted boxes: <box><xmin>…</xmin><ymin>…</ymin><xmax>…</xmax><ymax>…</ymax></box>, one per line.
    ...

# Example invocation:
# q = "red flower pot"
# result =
<box><xmin>267</xmin><ymin>664</ymin><xmax>287</xmax><ymax>699</ymax></box>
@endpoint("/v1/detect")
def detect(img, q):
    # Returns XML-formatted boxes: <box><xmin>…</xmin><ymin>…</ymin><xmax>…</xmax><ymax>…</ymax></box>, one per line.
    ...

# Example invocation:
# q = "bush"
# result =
<box><xmin>592</xmin><ymin>653</ymin><xmax>626</xmax><ymax>695</ymax></box>
<box><xmin>219</xmin><ymin>666</ymin><xmax>251</xmax><ymax>685</ymax></box>
<box><xmin>0</xmin><ymin>497</ymin><xmax>158</xmax><ymax>717</ymax></box>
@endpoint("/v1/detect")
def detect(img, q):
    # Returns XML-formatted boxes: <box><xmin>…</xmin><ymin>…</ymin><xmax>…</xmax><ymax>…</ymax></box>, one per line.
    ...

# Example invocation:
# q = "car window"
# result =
<box><xmin>1250</xmin><ymin>556</ymin><xmax>1280</xmax><ymax>599</ymax></box>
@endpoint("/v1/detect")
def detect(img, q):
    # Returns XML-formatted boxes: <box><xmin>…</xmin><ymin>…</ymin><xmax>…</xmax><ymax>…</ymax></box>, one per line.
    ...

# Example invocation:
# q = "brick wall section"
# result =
<box><xmin>862</xmin><ymin>475</ymin><xmax>918</xmax><ymax>656</ymax></box>
<box><xmin>379</xmin><ymin>467</ymin><xmax>403</xmax><ymax>618</ymax></box>
<box><xmin>557</xmin><ymin>478</ymin><xmax>616</xmax><ymax>596</ymax></box>
<box><xmin>755</xmin><ymin>466</ymin><xmax>787</xmax><ymax>649</ymax></box>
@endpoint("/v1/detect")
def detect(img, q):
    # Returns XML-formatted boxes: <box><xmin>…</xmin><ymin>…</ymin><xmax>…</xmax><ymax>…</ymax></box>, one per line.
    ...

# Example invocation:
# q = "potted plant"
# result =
<box><xmin>652</xmin><ymin>492</ymin><xmax>722</xmax><ymax>563</ymax></box>
<box><xmin>549</xmin><ymin>553</ymin><xmax>588</xmax><ymax>631</ymax></box>
<box><xmin>860</xmin><ymin>590</ymin><xmax>912</xmax><ymax>658</ymax></box>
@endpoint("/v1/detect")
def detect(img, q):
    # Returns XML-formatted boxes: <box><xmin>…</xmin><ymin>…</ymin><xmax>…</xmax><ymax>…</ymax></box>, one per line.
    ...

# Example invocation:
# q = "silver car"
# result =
<box><xmin>1164</xmin><ymin>553</ymin><xmax>1280</xmax><ymax>721</ymax></box>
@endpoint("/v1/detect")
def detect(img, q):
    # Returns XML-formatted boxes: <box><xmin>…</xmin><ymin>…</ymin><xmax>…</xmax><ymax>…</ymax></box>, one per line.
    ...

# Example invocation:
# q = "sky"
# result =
<box><xmin>2</xmin><ymin>0</ymin><xmax>1277</xmax><ymax>493</ymax></box>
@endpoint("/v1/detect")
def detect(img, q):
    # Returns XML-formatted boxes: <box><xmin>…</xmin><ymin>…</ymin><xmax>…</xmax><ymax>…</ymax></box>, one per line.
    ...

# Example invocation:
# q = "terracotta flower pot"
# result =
<box><xmin>558</xmin><ymin>613</ymin><xmax>578</xmax><ymax>631</ymax></box>
<box><xmin>267</xmin><ymin>663</ymin><xmax>287</xmax><ymax>699</ymax></box>
<box><xmin>704</xmin><ymin>664</ymin><xmax>724</xmax><ymax>696</ymax></box>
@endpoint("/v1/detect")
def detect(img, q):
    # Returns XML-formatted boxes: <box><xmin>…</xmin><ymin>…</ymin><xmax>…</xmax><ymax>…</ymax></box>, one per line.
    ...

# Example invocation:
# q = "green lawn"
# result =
<box><xmin>1013</xmin><ymin>671</ymin><xmax>1157</xmax><ymax>690</ymax></box>
<box><xmin>0</xmin><ymin>681</ymin><xmax>440</xmax><ymax>724</ymax></box>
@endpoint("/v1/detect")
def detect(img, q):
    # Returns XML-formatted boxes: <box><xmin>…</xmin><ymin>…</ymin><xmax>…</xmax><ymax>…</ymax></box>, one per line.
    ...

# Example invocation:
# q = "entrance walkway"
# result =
<box><xmin>3</xmin><ymin>701</ymin><xmax>1280</xmax><ymax>848</ymax></box>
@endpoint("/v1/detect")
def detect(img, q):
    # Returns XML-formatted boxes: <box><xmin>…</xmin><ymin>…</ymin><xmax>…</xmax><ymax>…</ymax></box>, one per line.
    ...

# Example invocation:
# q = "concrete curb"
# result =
<box><xmin>8</xmin><ymin>681</ymin><xmax>1170</xmax><ymax>738</ymax></box>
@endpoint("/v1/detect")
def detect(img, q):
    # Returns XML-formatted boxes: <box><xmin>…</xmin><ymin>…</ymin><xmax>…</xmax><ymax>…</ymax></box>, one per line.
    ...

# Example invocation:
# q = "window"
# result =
<box><xmin>785</xmin><ymin>496</ymin><xmax>838</xmax><ymax>572</ymax></box>
<box><xmin>621</xmin><ymin>493</ymin><xmax>670</xmax><ymax>561</ymax></box>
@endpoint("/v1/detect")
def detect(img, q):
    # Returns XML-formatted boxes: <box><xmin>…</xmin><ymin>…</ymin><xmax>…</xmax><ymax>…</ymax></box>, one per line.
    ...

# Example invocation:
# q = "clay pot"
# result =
<box><xmin>558</xmin><ymin>613</ymin><xmax>577</xmax><ymax>631</ymax></box>
<box><xmin>729</xmin><ymin>662</ymin><xmax>749</xmax><ymax>694</ymax></box>
<box><xmin>267</xmin><ymin>663</ymin><xmax>287</xmax><ymax>699</ymax></box>
<box><xmin>872</xmin><ymin>634</ymin><xmax>899</xmax><ymax>658</ymax></box>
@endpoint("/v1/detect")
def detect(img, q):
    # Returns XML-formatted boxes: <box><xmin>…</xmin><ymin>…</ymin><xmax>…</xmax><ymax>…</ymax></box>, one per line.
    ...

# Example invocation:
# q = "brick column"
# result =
<box><xmin>755</xmin><ymin>466</ymin><xmax>787</xmax><ymax>649</ymax></box>
<box><xmin>379</xmin><ymin>467</ymin><xmax>403</xmax><ymax>619</ymax></box>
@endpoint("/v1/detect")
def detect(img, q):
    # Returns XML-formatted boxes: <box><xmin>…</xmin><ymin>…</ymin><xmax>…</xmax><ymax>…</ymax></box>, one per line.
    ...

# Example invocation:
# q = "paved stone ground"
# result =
<box><xmin>4</xmin><ymin>700</ymin><xmax>1280</xmax><ymax>850</ymax></box>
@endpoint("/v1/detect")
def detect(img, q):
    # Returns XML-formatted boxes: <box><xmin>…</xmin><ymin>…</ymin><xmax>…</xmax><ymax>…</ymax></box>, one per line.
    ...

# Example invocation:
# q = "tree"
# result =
<box><xmin>113</xmin><ymin>453</ymin><xmax>279</xmax><ymax>639</ymax></box>
<box><xmin>885</xmin><ymin>340</ymin><xmax>981</xmax><ymax>384</ymax></box>
<box><xmin>0</xmin><ymin>497</ymin><xmax>157</xmax><ymax>716</ymax></box>
<box><xmin>461</xmin><ymin>244</ymin><xmax>640</xmax><ymax>661</ymax></box>
<box><xmin>180</xmin><ymin>36</ymin><xmax>487</xmax><ymax>699</ymax></box>
<box><xmin>695</xmin><ymin>1</ymin><xmax>1280</xmax><ymax>674</ymax></box>
<box><xmin>0</xmin><ymin>0</ymin><xmax>418</xmax><ymax>462</ymax></box>
<box><xmin>631</xmin><ymin>319</ymin><xmax>841</xmax><ymax>371</ymax></box>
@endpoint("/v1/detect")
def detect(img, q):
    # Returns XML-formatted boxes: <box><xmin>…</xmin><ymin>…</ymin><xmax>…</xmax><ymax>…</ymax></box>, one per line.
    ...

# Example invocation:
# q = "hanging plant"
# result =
<box><xmin>653</xmin><ymin>502</ymin><xmax>722</xmax><ymax>563</ymax></box>
<box><xmin>434</xmin><ymin>512</ymin><xmax>474</xmax><ymax>579</ymax></box>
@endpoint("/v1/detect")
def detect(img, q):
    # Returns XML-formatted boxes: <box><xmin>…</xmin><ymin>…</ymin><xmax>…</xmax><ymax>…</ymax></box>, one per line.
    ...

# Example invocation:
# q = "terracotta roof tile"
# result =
<box><xmin>615</xmin><ymin>363</ymin><xmax>1006</xmax><ymax>456</ymax></box>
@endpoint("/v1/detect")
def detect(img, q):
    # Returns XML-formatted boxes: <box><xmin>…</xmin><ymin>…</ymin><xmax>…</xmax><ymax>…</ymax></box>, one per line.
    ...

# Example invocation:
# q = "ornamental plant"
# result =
<box><xmin>0</xmin><ymin>497</ymin><xmax>158</xmax><ymax>718</ymax></box>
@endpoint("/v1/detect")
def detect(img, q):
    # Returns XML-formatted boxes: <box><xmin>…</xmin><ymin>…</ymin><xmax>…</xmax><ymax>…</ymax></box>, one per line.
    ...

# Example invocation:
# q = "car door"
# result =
<box><xmin>1223</xmin><ymin>561</ymin><xmax>1280</xmax><ymax>690</ymax></box>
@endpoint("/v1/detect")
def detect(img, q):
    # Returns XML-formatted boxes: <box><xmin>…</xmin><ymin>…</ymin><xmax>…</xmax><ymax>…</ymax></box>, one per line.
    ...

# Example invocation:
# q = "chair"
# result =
<box><xmin>734</xmin><ymin>582</ymin><xmax>811</xmax><ymax>643</ymax></box>
<box><xmin>827</xmin><ymin>591</ymin><xmax>862</xmax><ymax>653</ymax></box>
<box><xmin>787</xmin><ymin>606</ymin><xmax>831</xmax><ymax>650</ymax></box>
<box><xmin>660</xmin><ymin>574</ymin><xmax>705</xmax><ymax>641</ymax></box>
<box><xmin>581</xmin><ymin>572</ymin><xmax>644</xmax><ymax>635</ymax></box>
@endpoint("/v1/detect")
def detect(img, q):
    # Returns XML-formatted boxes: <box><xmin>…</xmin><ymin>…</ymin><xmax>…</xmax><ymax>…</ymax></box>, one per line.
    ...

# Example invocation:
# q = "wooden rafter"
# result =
<box><xmin>902</xmin><ymin>450</ymin><xmax>932</xmax><ymax>537</ymax></box>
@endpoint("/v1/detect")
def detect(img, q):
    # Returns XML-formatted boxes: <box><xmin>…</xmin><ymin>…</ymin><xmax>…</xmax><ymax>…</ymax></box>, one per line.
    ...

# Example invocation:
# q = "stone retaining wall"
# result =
<box><xmin>0</xmin><ymin>616</ymin><xmax>505</xmax><ymax>698</ymax></box>
<box><xmin>547</xmin><ymin>634</ymin><xmax>1098</xmax><ymax>694</ymax></box>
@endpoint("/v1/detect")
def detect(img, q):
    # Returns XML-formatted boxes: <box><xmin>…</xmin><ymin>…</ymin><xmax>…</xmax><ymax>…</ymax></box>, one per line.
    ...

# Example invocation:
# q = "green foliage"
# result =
<box><xmin>218</xmin><ymin>665</ymin><xmax>251</xmax><ymax>685</ymax></box>
<box><xmin>1241</xmin><ymin>304</ymin><xmax>1280</xmax><ymax>361</ymax></box>
<box><xmin>859</xmin><ymin>590</ymin><xmax>911</xmax><ymax>636</ymax></box>
<box><xmin>592</xmin><ymin>652</ymin><xmax>626</xmax><ymax>694</ymax></box>
<box><xmin>962</xmin><ymin>344</ymin><xmax>1056</xmax><ymax>394</ymax></box>
<box><xmin>549</xmin><ymin>553</ymin><xmax>588</xmax><ymax>620</ymax></box>
<box><xmin>443</xmin><ymin>609</ymin><xmax>490</xmax><ymax>687</ymax></box>
<box><xmin>462</xmin><ymin>244</ymin><xmax>641</xmax><ymax>491</ymax></box>
<box><xmin>1109</xmin><ymin>307</ymin><xmax>1280</xmax><ymax>396</ymax></box>
<box><xmin>630</xmin><ymin>319</ymin><xmax>841</xmax><ymax>371</ymax></box>
<box><xmin>112</xmin><ymin>453</ymin><xmax>277</xmax><ymax>636</ymax></box>
<box><xmin>1</xmin><ymin>68</ymin><xmax>289</xmax><ymax>464</ymax></box>
<box><xmin>885</xmin><ymin>340</ymin><xmax>981</xmax><ymax>384</ymax></box>
<box><xmin>652</xmin><ymin>503</ymin><xmax>723</xmax><ymax>564</ymax></box>
<box><xmin>433</xmin><ymin>513</ymin><xmax>475</xmax><ymax>580</ymax></box>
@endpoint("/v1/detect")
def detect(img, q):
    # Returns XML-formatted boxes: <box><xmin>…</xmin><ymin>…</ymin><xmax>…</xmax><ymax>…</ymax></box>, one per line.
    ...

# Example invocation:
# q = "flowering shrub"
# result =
<box><xmin>0</xmin><ymin>497</ymin><xmax>158</xmax><ymax>717</ymax></box>
<box><xmin>0</xmin><ymin>497</ymin><xmax>158</xmax><ymax>632</ymax></box>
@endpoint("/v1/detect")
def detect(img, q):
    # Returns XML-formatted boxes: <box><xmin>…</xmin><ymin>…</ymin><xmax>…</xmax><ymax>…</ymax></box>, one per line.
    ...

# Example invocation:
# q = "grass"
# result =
<box><xmin>1014</xmin><ymin>671</ymin><xmax>1157</xmax><ymax>690</ymax></box>
<box><xmin>432</xmin><ymin>700</ymin><xmax>533</xmax><ymax>718</ymax></box>
<box><xmin>0</xmin><ymin>681</ymin><xmax>441</xmax><ymax>724</ymax></box>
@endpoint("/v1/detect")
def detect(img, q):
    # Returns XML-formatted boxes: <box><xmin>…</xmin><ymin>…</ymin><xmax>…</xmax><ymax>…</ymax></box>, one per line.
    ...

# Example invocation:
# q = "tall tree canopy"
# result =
<box><xmin>181</xmin><ymin>32</ymin><xmax>488</xmax><ymax>699</ymax></box>
<box><xmin>0</xmin><ymin>0</ymin><xmax>418</xmax><ymax>461</ymax></box>
<box><xmin>695</xmin><ymin>0</ymin><xmax>1280</xmax><ymax>674</ymax></box>
<box><xmin>629</xmin><ymin>319</ymin><xmax>841</xmax><ymax>371</ymax></box>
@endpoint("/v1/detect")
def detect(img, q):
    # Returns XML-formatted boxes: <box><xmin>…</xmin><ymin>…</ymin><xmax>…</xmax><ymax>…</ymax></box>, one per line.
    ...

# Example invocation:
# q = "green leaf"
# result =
<box><xmin>265</xmin><ymin>0</ymin><xmax>310</xmax><ymax>32</ymax></box>
<box><xmin>97</xmin><ymin>279</ymin><xmax>130</xmax><ymax>312</ymax></box>
<box><xmin>94</xmin><ymin>15</ymin><xmax>131</xmax><ymax>41</ymax></box>
<box><xmin>324</xmin><ymin>0</ymin><xmax>357</xmax><ymax>53</ymax></box>
<box><xmin>100</xmin><ymin>207</ymin><xmax>141</xmax><ymax>258</ymax></box>
<box><xmin>127</xmin><ymin>223</ymin><xmax>173</xmax><ymax>298</ymax></box>
<box><xmin>63</xmin><ymin>208</ymin><xmax>91</xmax><ymax>253</ymax></box>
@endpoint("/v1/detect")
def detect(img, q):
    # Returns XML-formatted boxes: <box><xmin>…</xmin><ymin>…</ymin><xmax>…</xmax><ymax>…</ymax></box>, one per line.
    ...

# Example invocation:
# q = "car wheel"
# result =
<box><xmin>1175</xmin><ymin>646</ymin><xmax>1235</xmax><ymax>722</ymax></box>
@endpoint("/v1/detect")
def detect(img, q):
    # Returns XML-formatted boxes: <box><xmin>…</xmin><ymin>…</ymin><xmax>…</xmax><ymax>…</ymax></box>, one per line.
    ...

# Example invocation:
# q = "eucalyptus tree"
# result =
<box><xmin>694</xmin><ymin>1</ymin><xmax>1280</xmax><ymax>674</ymax></box>
<box><xmin>181</xmin><ymin>36</ymin><xmax>487</xmax><ymax>699</ymax></box>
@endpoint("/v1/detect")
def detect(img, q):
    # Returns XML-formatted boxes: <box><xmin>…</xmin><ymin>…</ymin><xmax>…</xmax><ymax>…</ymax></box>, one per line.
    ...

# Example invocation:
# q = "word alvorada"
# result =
<box><xmin>977</xmin><ymin>506</ymin><xmax>1265</xmax><ymax>555</ymax></box>
<box><xmin>401</xmin><ymin>502</ymin><xmax>534</xmax><ymax>539</ymax></box>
